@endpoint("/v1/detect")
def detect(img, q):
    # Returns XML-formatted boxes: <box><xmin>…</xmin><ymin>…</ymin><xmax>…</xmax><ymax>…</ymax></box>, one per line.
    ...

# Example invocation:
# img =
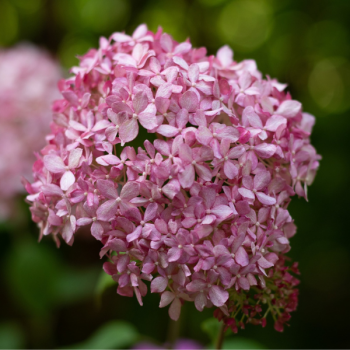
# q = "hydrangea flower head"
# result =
<box><xmin>0</xmin><ymin>44</ymin><xmax>61</xmax><ymax>219</ymax></box>
<box><xmin>26</xmin><ymin>25</ymin><xmax>320</xmax><ymax>332</ymax></box>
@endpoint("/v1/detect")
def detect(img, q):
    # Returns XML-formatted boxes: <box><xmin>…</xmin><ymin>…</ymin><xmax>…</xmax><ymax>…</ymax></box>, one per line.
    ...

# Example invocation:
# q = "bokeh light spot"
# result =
<box><xmin>136</xmin><ymin>6</ymin><xmax>187</xmax><ymax>43</ymax></box>
<box><xmin>10</xmin><ymin>0</ymin><xmax>43</xmax><ymax>14</ymax></box>
<box><xmin>81</xmin><ymin>0</ymin><xmax>130</xmax><ymax>33</ymax></box>
<box><xmin>306</xmin><ymin>20</ymin><xmax>350</xmax><ymax>58</ymax></box>
<box><xmin>0</xmin><ymin>0</ymin><xmax>18</xmax><ymax>45</ymax></box>
<box><xmin>308</xmin><ymin>58</ymin><xmax>347</xmax><ymax>113</ymax></box>
<box><xmin>218</xmin><ymin>0</ymin><xmax>273</xmax><ymax>52</ymax></box>
<box><xmin>58</xmin><ymin>35</ymin><xmax>96</xmax><ymax>69</ymax></box>
<box><xmin>196</xmin><ymin>0</ymin><xmax>228</xmax><ymax>6</ymax></box>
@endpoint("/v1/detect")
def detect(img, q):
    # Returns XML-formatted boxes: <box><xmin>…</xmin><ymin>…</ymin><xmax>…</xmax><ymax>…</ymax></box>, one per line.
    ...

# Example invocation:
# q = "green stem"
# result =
<box><xmin>166</xmin><ymin>313</ymin><xmax>182</xmax><ymax>349</ymax></box>
<box><xmin>216</xmin><ymin>323</ymin><xmax>226</xmax><ymax>350</ymax></box>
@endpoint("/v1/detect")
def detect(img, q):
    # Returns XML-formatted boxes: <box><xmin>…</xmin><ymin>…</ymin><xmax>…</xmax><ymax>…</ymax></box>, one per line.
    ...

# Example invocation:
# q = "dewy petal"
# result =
<box><xmin>209</xmin><ymin>285</ymin><xmax>228</xmax><ymax>307</ymax></box>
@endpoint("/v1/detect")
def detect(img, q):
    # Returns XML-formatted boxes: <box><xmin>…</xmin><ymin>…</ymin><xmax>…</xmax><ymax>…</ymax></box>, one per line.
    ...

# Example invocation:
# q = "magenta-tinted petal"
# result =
<box><xmin>159</xmin><ymin>291</ymin><xmax>175</xmax><ymax>308</ymax></box>
<box><xmin>119</xmin><ymin>118</ymin><xmax>139</xmax><ymax>143</ymax></box>
<box><xmin>43</xmin><ymin>155</ymin><xmax>66</xmax><ymax>173</ymax></box>
<box><xmin>209</xmin><ymin>285</ymin><xmax>228</xmax><ymax>307</ymax></box>
<box><xmin>211</xmin><ymin>205</ymin><xmax>232</xmax><ymax>220</ymax></box>
<box><xmin>91</xmin><ymin>221</ymin><xmax>104</xmax><ymax>240</ymax></box>
<box><xmin>254</xmin><ymin>143</ymin><xmax>276</xmax><ymax>158</ymax></box>
<box><xmin>138</xmin><ymin>114</ymin><xmax>158</xmax><ymax>131</ymax></box>
<box><xmin>96</xmin><ymin>199</ymin><xmax>119</xmax><ymax>221</ymax></box>
<box><xmin>265</xmin><ymin>115</ymin><xmax>287</xmax><ymax>132</ymax></box>
<box><xmin>186</xmin><ymin>279</ymin><xmax>206</xmax><ymax>292</ymax></box>
<box><xmin>157</xmin><ymin>125</ymin><xmax>179</xmax><ymax>137</ymax></box>
<box><xmin>120</xmin><ymin>181</ymin><xmax>139</xmax><ymax>201</ymax></box>
<box><xmin>254</xmin><ymin>171</ymin><xmax>271</xmax><ymax>191</ymax></box>
<box><xmin>256</xmin><ymin>192</ymin><xmax>276</xmax><ymax>205</ymax></box>
<box><xmin>194</xmin><ymin>292</ymin><xmax>207</xmax><ymax>312</ymax></box>
<box><xmin>178</xmin><ymin>164</ymin><xmax>195</xmax><ymax>188</ymax></box>
<box><xmin>235</xmin><ymin>246</ymin><xmax>249</xmax><ymax>266</ymax></box>
<box><xmin>168</xmin><ymin>247</ymin><xmax>183</xmax><ymax>262</ymax></box>
<box><xmin>224</xmin><ymin>160</ymin><xmax>238</xmax><ymax>179</ymax></box>
<box><xmin>169</xmin><ymin>298</ymin><xmax>181</xmax><ymax>321</ymax></box>
<box><xmin>179</xmin><ymin>91</ymin><xmax>198</xmax><ymax>112</ymax></box>
<box><xmin>133</xmin><ymin>91</ymin><xmax>148</xmax><ymax>114</ymax></box>
<box><xmin>126</xmin><ymin>226</ymin><xmax>142</xmax><ymax>242</ymax></box>
<box><xmin>151</xmin><ymin>276</ymin><xmax>168</xmax><ymax>293</ymax></box>
<box><xmin>238</xmin><ymin>188</ymin><xmax>255</xmax><ymax>201</ymax></box>
<box><xmin>238</xmin><ymin>277</ymin><xmax>250</xmax><ymax>290</ymax></box>
<box><xmin>97</xmin><ymin>179</ymin><xmax>118</xmax><ymax>199</ymax></box>
<box><xmin>144</xmin><ymin>202</ymin><xmax>158</xmax><ymax>222</ymax></box>
<box><xmin>194</xmin><ymin>163</ymin><xmax>212</xmax><ymax>181</ymax></box>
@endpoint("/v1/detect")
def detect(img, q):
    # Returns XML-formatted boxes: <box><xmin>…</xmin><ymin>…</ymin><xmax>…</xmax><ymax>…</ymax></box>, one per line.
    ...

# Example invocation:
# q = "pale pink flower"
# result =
<box><xmin>0</xmin><ymin>44</ymin><xmax>61</xmax><ymax>219</ymax></box>
<box><xmin>25</xmin><ymin>25</ymin><xmax>320</xmax><ymax>331</ymax></box>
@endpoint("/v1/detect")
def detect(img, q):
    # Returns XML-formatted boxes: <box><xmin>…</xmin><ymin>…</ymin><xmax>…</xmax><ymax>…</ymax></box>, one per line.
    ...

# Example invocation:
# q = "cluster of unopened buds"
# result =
<box><xmin>0</xmin><ymin>44</ymin><xmax>61</xmax><ymax>219</ymax></box>
<box><xmin>25</xmin><ymin>24</ymin><xmax>320</xmax><ymax>332</ymax></box>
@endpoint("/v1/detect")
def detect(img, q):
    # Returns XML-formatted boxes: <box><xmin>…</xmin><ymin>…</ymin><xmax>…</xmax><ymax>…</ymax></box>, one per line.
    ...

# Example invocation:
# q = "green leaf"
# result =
<box><xmin>64</xmin><ymin>320</ymin><xmax>139</xmax><ymax>349</ymax></box>
<box><xmin>201</xmin><ymin>317</ymin><xmax>222</xmax><ymax>344</ymax></box>
<box><xmin>95</xmin><ymin>269</ymin><xmax>116</xmax><ymax>297</ymax></box>
<box><xmin>222</xmin><ymin>337</ymin><xmax>266</xmax><ymax>349</ymax></box>
<box><xmin>0</xmin><ymin>322</ymin><xmax>25</xmax><ymax>349</ymax></box>
<box><xmin>5</xmin><ymin>237</ymin><xmax>100</xmax><ymax>315</ymax></box>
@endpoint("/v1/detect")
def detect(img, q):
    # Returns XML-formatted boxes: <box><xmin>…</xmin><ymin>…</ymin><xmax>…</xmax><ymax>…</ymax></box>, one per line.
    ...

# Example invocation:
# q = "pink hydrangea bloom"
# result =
<box><xmin>25</xmin><ymin>25</ymin><xmax>320</xmax><ymax>331</ymax></box>
<box><xmin>0</xmin><ymin>44</ymin><xmax>61</xmax><ymax>219</ymax></box>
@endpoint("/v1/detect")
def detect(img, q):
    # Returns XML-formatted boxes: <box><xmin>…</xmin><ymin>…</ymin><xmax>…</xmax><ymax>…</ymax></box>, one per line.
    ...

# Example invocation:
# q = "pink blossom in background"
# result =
<box><xmin>25</xmin><ymin>25</ymin><xmax>321</xmax><ymax>332</ymax></box>
<box><xmin>0</xmin><ymin>44</ymin><xmax>61</xmax><ymax>219</ymax></box>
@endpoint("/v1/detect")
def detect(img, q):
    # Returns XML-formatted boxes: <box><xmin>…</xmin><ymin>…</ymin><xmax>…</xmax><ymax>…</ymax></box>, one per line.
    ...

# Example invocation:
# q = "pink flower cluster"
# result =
<box><xmin>0</xmin><ymin>44</ymin><xmax>61</xmax><ymax>219</ymax></box>
<box><xmin>25</xmin><ymin>25</ymin><xmax>320</xmax><ymax>330</ymax></box>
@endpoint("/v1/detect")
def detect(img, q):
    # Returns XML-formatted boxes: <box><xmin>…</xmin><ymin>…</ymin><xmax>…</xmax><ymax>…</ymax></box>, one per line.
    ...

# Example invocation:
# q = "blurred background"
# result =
<box><xmin>0</xmin><ymin>0</ymin><xmax>349</xmax><ymax>348</ymax></box>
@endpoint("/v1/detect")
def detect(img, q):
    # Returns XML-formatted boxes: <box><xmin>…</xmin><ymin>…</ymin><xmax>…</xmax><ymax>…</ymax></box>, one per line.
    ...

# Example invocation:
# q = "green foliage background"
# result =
<box><xmin>0</xmin><ymin>0</ymin><xmax>349</xmax><ymax>348</ymax></box>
